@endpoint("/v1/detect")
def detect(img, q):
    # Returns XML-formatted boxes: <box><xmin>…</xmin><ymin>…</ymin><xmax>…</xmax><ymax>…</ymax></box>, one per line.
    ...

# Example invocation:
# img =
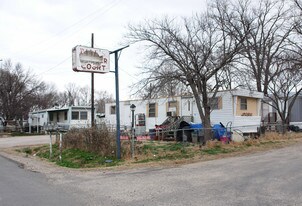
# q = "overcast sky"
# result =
<box><xmin>0</xmin><ymin>0</ymin><xmax>206</xmax><ymax>100</ymax></box>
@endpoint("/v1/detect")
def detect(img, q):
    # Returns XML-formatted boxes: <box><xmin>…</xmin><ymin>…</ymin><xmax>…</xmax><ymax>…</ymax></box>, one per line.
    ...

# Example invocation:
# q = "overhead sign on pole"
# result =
<box><xmin>72</xmin><ymin>45</ymin><xmax>110</xmax><ymax>73</ymax></box>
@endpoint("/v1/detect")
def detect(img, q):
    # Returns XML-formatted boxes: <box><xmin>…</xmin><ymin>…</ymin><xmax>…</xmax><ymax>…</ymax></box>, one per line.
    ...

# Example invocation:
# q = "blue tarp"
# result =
<box><xmin>212</xmin><ymin>124</ymin><xmax>226</xmax><ymax>140</ymax></box>
<box><xmin>189</xmin><ymin>123</ymin><xmax>203</xmax><ymax>129</ymax></box>
<box><xmin>189</xmin><ymin>123</ymin><xmax>231</xmax><ymax>140</ymax></box>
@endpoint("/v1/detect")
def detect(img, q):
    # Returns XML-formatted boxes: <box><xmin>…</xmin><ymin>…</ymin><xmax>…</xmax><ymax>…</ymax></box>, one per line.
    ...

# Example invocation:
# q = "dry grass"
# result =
<box><xmin>201</xmin><ymin>132</ymin><xmax>302</xmax><ymax>156</ymax></box>
<box><xmin>26</xmin><ymin>130</ymin><xmax>302</xmax><ymax>169</ymax></box>
<box><xmin>63</xmin><ymin>126</ymin><xmax>116</xmax><ymax>157</ymax></box>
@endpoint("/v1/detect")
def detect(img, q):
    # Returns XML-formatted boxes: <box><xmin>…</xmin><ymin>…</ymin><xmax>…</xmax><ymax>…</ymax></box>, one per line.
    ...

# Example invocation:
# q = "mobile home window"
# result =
<box><xmin>110</xmin><ymin>106</ymin><xmax>116</xmax><ymax>115</ymax></box>
<box><xmin>209</xmin><ymin>97</ymin><xmax>219</xmax><ymax>110</ymax></box>
<box><xmin>49</xmin><ymin>113</ymin><xmax>53</xmax><ymax>121</ymax></box>
<box><xmin>240</xmin><ymin>98</ymin><xmax>247</xmax><ymax>110</ymax></box>
<box><xmin>64</xmin><ymin>111</ymin><xmax>68</xmax><ymax>120</ymax></box>
<box><xmin>72</xmin><ymin>111</ymin><xmax>79</xmax><ymax>120</ymax></box>
<box><xmin>168</xmin><ymin>101</ymin><xmax>177</xmax><ymax>108</ymax></box>
<box><xmin>148</xmin><ymin>103</ymin><xmax>156</xmax><ymax>117</ymax></box>
<box><xmin>80</xmin><ymin>111</ymin><xmax>87</xmax><ymax>120</ymax></box>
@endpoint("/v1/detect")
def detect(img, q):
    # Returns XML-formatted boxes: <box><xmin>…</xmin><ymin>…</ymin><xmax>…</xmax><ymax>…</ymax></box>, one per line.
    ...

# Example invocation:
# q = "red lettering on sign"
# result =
<box><xmin>87</xmin><ymin>64</ymin><xmax>91</xmax><ymax>69</ymax></box>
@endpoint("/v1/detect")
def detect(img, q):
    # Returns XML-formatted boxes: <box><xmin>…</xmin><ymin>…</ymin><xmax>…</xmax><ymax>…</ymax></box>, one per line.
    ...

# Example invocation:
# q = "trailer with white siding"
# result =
<box><xmin>105</xmin><ymin>89</ymin><xmax>264</xmax><ymax>134</ymax></box>
<box><xmin>28</xmin><ymin>106</ymin><xmax>94</xmax><ymax>132</ymax></box>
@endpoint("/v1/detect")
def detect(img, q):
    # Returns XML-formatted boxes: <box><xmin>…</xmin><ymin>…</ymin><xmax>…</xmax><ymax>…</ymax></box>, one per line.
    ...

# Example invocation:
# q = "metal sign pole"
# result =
<box><xmin>49</xmin><ymin>132</ymin><xmax>52</xmax><ymax>159</ymax></box>
<box><xmin>91</xmin><ymin>33</ymin><xmax>95</xmax><ymax>127</ymax></box>
<box><xmin>110</xmin><ymin>45</ymin><xmax>129</xmax><ymax>160</ymax></box>
<box><xmin>115</xmin><ymin>52</ymin><xmax>121</xmax><ymax>159</ymax></box>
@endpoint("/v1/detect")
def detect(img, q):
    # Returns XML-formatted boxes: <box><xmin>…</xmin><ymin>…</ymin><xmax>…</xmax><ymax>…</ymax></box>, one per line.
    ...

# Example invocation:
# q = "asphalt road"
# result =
<box><xmin>1</xmin><ymin>135</ymin><xmax>302</xmax><ymax>205</ymax></box>
<box><xmin>0</xmin><ymin>155</ymin><xmax>84</xmax><ymax>206</ymax></box>
<box><xmin>0</xmin><ymin>135</ymin><xmax>51</xmax><ymax>148</ymax></box>
<box><xmin>47</xmin><ymin>143</ymin><xmax>302</xmax><ymax>206</ymax></box>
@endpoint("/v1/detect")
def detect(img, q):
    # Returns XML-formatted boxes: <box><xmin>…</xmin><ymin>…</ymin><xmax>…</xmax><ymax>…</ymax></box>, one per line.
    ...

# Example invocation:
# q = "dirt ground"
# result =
<box><xmin>1</xmin><ymin>135</ymin><xmax>302</xmax><ymax>175</ymax></box>
<box><xmin>2</xmin><ymin>134</ymin><xmax>302</xmax><ymax>206</ymax></box>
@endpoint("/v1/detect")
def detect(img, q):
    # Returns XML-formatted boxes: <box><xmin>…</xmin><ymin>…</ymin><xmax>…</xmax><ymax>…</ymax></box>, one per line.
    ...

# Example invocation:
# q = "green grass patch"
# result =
<box><xmin>135</xmin><ymin>142</ymin><xmax>194</xmax><ymax>163</ymax></box>
<box><xmin>22</xmin><ymin>147</ymin><xmax>33</xmax><ymax>155</ymax></box>
<box><xmin>201</xmin><ymin>145</ymin><xmax>235</xmax><ymax>155</ymax></box>
<box><xmin>142</xmin><ymin>142</ymin><xmax>190</xmax><ymax>153</ymax></box>
<box><xmin>25</xmin><ymin>144</ymin><xmax>121</xmax><ymax>168</ymax></box>
<box><xmin>17</xmin><ymin>134</ymin><xmax>299</xmax><ymax>169</ymax></box>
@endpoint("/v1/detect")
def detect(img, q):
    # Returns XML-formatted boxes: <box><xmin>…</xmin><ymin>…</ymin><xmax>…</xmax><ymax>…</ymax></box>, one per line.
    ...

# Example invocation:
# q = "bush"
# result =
<box><xmin>62</xmin><ymin>125</ymin><xmax>116</xmax><ymax>157</ymax></box>
<box><xmin>22</xmin><ymin>147</ymin><xmax>33</xmax><ymax>154</ymax></box>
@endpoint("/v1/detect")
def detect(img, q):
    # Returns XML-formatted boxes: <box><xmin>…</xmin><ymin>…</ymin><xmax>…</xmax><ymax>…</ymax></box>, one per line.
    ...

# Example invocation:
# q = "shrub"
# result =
<box><xmin>62</xmin><ymin>125</ymin><xmax>116</xmax><ymax>157</ymax></box>
<box><xmin>22</xmin><ymin>147</ymin><xmax>32</xmax><ymax>154</ymax></box>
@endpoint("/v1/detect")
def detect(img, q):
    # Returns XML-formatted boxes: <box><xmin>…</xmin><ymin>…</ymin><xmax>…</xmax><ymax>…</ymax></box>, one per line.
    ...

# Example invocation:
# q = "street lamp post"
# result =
<box><xmin>130</xmin><ymin>104</ymin><xmax>136</xmax><ymax>158</ymax></box>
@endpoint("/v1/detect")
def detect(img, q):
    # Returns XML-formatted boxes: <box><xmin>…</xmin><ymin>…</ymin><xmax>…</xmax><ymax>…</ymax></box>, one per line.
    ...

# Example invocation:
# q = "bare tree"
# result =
<box><xmin>228</xmin><ymin>0</ymin><xmax>294</xmax><ymax>95</ymax></box>
<box><xmin>134</xmin><ymin>77</ymin><xmax>191</xmax><ymax>99</ymax></box>
<box><xmin>264</xmin><ymin>56</ymin><xmax>302</xmax><ymax>133</ymax></box>
<box><xmin>65</xmin><ymin>83</ymin><xmax>79</xmax><ymax>106</ymax></box>
<box><xmin>127</xmin><ymin>9</ymin><xmax>245</xmax><ymax>141</ymax></box>
<box><xmin>292</xmin><ymin>0</ymin><xmax>302</xmax><ymax>66</ymax></box>
<box><xmin>293</xmin><ymin>0</ymin><xmax>302</xmax><ymax>35</ymax></box>
<box><xmin>0</xmin><ymin>60</ymin><xmax>45</xmax><ymax>120</ymax></box>
<box><xmin>56</xmin><ymin>83</ymin><xmax>113</xmax><ymax>112</ymax></box>
<box><xmin>95</xmin><ymin>91</ymin><xmax>114</xmax><ymax>113</ymax></box>
<box><xmin>78</xmin><ymin>86</ymin><xmax>91</xmax><ymax>106</ymax></box>
<box><xmin>56</xmin><ymin>83</ymin><xmax>79</xmax><ymax>106</ymax></box>
<box><xmin>32</xmin><ymin>83</ymin><xmax>58</xmax><ymax>111</ymax></box>
<box><xmin>295</xmin><ymin>0</ymin><xmax>302</xmax><ymax>8</ymax></box>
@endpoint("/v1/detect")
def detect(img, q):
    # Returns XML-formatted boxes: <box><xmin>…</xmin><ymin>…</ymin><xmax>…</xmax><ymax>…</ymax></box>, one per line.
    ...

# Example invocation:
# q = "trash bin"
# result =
<box><xmin>191</xmin><ymin>131</ymin><xmax>197</xmax><ymax>143</ymax></box>
<box><xmin>149</xmin><ymin>129</ymin><xmax>156</xmax><ymax>140</ymax></box>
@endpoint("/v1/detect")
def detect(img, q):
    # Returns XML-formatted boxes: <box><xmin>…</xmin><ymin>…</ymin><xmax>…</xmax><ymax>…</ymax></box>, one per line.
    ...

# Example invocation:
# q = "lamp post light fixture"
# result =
<box><xmin>130</xmin><ymin>104</ymin><xmax>136</xmax><ymax>158</ymax></box>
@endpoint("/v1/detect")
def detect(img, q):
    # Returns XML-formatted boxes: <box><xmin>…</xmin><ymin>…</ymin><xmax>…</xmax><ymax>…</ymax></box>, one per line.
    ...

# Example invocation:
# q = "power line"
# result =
<box><xmin>40</xmin><ymin>0</ymin><xmax>121</xmax><ymax>42</ymax></box>
<box><xmin>38</xmin><ymin>56</ymin><xmax>71</xmax><ymax>76</ymax></box>
<box><xmin>36</xmin><ymin>40</ymin><xmax>92</xmax><ymax>76</ymax></box>
<box><xmin>119</xmin><ymin>67</ymin><xmax>140</xmax><ymax>81</ymax></box>
<box><xmin>11</xmin><ymin>0</ymin><xmax>122</xmax><ymax>57</ymax></box>
<box><xmin>11</xmin><ymin>1</ymin><xmax>123</xmax><ymax>78</ymax></box>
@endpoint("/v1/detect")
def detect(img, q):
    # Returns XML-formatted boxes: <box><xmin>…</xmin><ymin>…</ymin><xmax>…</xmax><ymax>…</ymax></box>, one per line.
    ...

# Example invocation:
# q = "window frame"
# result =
<box><xmin>80</xmin><ymin>111</ymin><xmax>88</xmax><ymax>120</ymax></box>
<box><xmin>209</xmin><ymin>97</ymin><xmax>219</xmax><ymax>110</ymax></box>
<box><xmin>110</xmin><ymin>106</ymin><xmax>116</xmax><ymax>115</ymax></box>
<box><xmin>148</xmin><ymin>103</ymin><xmax>156</xmax><ymax>118</ymax></box>
<box><xmin>49</xmin><ymin>113</ymin><xmax>53</xmax><ymax>121</ymax></box>
<box><xmin>240</xmin><ymin>97</ymin><xmax>248</xmax><ymax>110</ymax></box>
<box><xmin>64</xmin><ymin>111</ymin><xmax>68</xmax><ymax>120</ymax></box>
<box><xmin>72</xmin><ymin>111</ymin><xmax>79</xmax><ymax>120</ymax></box>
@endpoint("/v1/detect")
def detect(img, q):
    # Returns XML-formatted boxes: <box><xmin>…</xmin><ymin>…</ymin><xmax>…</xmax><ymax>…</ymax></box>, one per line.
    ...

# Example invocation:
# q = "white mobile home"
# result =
<box><xmin>289</xmin><ymin>94</ymin><xmax>302</xmax><ymax>128</ymax></box>
<box><xmin>262</xmin><ymin>94</ymin><xmax>302</xmax><ymax>129</ymax></box>
<box><xmin>28</xmin><ymin>106</ymin><xmax>94</xmax><ymax>132</ymax></box>
<box><xmin>105</xmin><ymin>89</ymin><xmax>264</xmax><ymax>134</ymax></box>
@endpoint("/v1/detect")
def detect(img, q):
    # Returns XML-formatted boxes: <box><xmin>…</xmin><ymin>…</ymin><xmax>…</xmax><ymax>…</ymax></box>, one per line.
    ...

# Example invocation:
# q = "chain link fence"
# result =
<box><xmin>42</xmin><ymin>122</ymin><xmax>302</xmax><ymax>161</ymax></box>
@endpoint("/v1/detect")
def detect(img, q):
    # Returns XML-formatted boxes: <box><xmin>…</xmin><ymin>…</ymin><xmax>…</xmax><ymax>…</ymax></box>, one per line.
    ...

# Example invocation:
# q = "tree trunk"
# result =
<box><xmin>280</xmin><ymin>121</ymin><xmax>287</xmax><ymax>135</ymax></box>
<box><xmin>203</xmin><ymin>107</ymin><xmax>212</xmax><ymax>142</ymax></box>
<box><xmin>201</xmin><ymin>82</ymin><xmax>212</xmax><ymax>142</ymax></box>
<box><xmin>189</xmin><ymin>83</ymin><xmax>213</xmax><ymax>143</ymax></box>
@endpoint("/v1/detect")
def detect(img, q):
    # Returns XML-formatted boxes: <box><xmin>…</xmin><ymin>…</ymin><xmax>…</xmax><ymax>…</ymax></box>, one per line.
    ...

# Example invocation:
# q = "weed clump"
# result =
<box><xmin>63</xmin><ymin>126</ymin><xmax>116</xmax><ymax>157</ymax></box>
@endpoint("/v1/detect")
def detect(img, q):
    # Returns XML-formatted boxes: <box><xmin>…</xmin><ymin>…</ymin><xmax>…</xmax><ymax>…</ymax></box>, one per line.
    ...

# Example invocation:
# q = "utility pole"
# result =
<box><xmin>91</xmin><ymin>33</ymin><xmax>95</xmax><ymax>127</ymax></box>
